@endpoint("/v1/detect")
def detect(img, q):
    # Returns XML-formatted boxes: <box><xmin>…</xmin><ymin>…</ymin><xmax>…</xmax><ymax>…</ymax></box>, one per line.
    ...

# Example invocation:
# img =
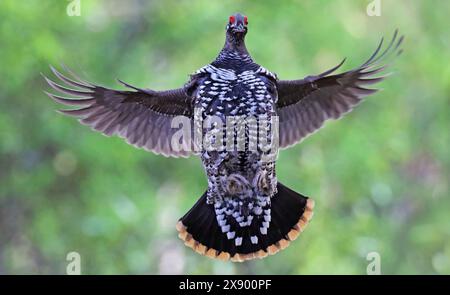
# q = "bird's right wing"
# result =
<box><xmin>276</xmin><ymin>31</ymin><xmax>404</xmax><ymax>149</ymax></box>
<box><xmin>44</xmin><ymin>66</ymin><xmax>203</xmax><ymax>157</ymax></box>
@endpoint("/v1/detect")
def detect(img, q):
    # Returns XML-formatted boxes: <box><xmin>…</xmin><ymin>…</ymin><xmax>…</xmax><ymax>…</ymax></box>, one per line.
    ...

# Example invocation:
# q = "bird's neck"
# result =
<box><xmin>223</xmin><ymin>33</ymin><xmax>249</xmax><ymax>55</ymax></box>
<box><xmin>215</xmin><ymin>34</ymin><xmax>252</xmax><ymax>65</ymax></box>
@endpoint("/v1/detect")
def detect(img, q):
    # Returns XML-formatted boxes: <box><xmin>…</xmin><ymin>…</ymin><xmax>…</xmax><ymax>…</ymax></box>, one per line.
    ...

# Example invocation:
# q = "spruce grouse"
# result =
<box><xmin>44</xmin><ymin>13</ymin><xmax>403</xmax><ymax>262</ymax></box>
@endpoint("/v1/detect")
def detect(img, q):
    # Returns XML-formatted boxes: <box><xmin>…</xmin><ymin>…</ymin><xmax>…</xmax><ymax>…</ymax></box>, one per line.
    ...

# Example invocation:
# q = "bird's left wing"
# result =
<box><xmin>44</xmin><ymin>66</ymin><xmax>202</xmax><ymax>157</ymax></box>
<box><xmin>276</xmin><ymin>31</ymin><xmax>404</xmax><ymax>149</ymax></box>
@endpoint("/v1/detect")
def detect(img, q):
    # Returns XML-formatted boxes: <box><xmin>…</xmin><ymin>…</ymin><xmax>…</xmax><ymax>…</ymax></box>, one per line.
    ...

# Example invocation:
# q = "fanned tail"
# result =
<box><xmin>177</xmin><ymin>182</ymin><xmax>314</xmax><ymax>262</ymax></box>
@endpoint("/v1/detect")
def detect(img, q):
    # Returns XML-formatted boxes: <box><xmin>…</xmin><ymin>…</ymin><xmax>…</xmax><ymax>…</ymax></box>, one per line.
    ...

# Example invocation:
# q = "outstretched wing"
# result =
<box><xmin>44</xmin><ymin>66</ymin><xmax>201</xmax><ymax>157</ymax></box>
<box><xmin>276</xmin><ymin>30</ymin><xmax>404</xmax><ymax>148</ymax></box>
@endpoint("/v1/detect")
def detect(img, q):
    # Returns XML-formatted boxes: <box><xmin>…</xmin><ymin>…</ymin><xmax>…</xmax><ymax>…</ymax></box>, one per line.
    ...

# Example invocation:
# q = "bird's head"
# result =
<box><xmin>226</xmin><ymin>13</ymin><xmax>248</xmax><ymax>43</ymax></box>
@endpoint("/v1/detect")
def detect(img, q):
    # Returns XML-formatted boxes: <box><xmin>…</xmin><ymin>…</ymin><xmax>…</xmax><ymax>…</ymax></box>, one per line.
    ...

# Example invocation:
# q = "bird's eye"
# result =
<box><xmin>229</xmin><ymin>15</ymin><xmax>235</xmax><ymax>24</ymax></box>
<box><xmin>244</xmin><ymin>16</ymin><xmax>248</xmax><ymax>25</ymax></box>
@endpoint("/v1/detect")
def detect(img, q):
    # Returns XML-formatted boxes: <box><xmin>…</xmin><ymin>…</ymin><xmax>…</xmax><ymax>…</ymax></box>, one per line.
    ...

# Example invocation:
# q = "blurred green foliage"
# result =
<box><xmin>0</xmin><ymin>0</ymin><xmax>449</xmax><ymax>274</ymax></box>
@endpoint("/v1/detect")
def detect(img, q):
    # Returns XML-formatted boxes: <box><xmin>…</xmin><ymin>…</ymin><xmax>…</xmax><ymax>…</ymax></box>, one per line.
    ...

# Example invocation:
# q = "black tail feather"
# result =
<box><xmin>177</xmin><ymin>182</ymin><xmax>314</xmax><ymax>262</ymax></box>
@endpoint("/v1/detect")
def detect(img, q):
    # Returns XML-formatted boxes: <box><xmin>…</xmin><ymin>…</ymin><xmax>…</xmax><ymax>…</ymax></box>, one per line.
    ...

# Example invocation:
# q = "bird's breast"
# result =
<box><xmin>195</xmin><ymin>69</ymin><xmax>275</xmax><ymax>118</ymax></box>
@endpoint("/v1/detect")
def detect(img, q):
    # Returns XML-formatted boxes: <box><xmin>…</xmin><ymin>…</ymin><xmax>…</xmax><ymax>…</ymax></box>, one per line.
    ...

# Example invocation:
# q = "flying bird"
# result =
<box><xmin>44</xmin><ymin>13</ymin><xmax>403</xmax><ymax>262</ymax></box>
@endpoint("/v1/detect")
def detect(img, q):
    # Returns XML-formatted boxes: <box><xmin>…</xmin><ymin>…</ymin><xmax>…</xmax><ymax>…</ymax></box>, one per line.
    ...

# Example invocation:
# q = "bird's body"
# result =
<box><xmin>193</xmin><ymin>52</ymin><xmax>280</xmax><ymax>250</ymax></box>
<box><xmin>44</xmin><ymin>13</ymin><xmax>403</xmax><ymax>262</ymax></box>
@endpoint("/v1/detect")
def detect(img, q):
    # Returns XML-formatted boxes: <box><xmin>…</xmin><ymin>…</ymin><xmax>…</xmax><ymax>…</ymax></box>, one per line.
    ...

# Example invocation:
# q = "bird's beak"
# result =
<box><xmin>232</xmin><ymin>22</ymin><xmax>246</xmax><ymax>33</ymax></box>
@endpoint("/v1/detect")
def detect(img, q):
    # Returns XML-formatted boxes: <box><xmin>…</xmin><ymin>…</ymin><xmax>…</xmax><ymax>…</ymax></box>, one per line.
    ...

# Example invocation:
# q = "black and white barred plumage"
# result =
<box><xmin>44</xmin><ymin>13</ymin><xmax>403</xmax><ymax>261</ymax></box>
<box><xmin>193</xmin><ymin>60</ymin><xmax>279</xmax><ymax>249</ymax></box>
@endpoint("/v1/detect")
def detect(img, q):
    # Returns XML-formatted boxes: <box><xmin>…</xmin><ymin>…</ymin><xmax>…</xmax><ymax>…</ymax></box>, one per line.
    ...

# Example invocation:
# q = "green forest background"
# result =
<box><xmin>0</xmin><ymin>0</ymin><xmax>449</xmax><ymax>274</ymax></box>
